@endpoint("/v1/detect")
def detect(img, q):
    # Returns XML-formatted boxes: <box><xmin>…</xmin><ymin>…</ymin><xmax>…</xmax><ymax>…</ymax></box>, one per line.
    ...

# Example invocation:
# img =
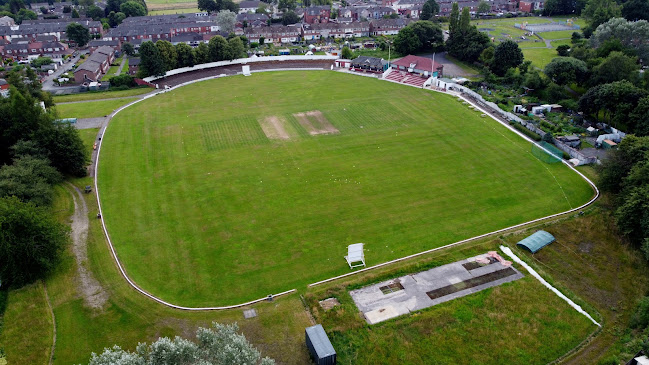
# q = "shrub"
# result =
<box><xmin>511</xmin><ymin>122</ymin><xmax>542</xmax><ymax>141</ymax></box>
<box><xmin>108</xmin><ymin>74</ymin><xmax>135</xmax><ymax>88</ymax></box>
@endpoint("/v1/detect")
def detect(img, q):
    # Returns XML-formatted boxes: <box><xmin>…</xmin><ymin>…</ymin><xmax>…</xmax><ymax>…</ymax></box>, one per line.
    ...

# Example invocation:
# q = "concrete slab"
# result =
<box><xmin>243</xmin><ymin>308</ymin><xmax>257</xmax><ymax>319</ymax></box>
<box><xmin>365</xmin><ymin>305</ymin><xmax>400</xmax><ymax>324</ymax></box>
<box><xmin>350</xmin><ymin>253</ymin><xmax>524</xmax><ymax>324</ymax></box>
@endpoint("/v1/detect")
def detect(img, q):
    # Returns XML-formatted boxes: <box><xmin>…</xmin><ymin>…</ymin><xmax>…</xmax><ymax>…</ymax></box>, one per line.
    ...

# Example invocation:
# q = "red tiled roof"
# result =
<box><xmin>391</xmin><ymin>54</ymin><xmax>442</xmax><ymax>71</ymax></box>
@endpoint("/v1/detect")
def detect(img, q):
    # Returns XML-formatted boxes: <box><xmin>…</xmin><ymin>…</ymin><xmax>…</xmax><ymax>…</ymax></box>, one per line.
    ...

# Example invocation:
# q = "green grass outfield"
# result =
<box><xmin>98</xmin><ymin>71</ymin><xmax>594</xmax><ymax>306</ymax></box>
<box><xmin>149</xmin><ymin>7</ymin><xmax>200</xmax><ymax>14</ymax></box>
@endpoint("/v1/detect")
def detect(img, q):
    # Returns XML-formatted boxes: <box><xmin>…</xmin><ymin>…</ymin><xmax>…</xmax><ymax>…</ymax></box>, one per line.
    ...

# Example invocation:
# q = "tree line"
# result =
<box><xmin>136</xmin><ymin>34</ymin><xmax>247</xmax><ymax>78</ymax></box>
<box><xmin>0</xmin><ymin>67</ymin><xmax>88</xmax><ymax>289</ymax></box>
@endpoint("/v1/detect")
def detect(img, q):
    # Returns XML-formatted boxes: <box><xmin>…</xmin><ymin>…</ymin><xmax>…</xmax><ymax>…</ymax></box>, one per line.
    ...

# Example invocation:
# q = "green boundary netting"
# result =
<box><xmin>531</xmin><ymin>141</ymin><xmax>563</xmax><ymax>163</ymax></box>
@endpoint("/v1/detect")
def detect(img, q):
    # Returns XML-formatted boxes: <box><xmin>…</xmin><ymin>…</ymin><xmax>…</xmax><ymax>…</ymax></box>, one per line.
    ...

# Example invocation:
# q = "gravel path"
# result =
<box><xmin>68</xmin><ymin>183</ymin><xmax>108</xmax><ymax>309</ymax></box>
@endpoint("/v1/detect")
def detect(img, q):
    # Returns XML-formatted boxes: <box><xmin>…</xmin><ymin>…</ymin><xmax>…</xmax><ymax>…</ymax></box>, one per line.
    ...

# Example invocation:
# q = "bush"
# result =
<box><xmin>631</xmin><ymin>296</ymin><xmax>649</xmax><ymax>329</ymax></box>
<box><xmin>108</xmin><ymin>74</ymin><xmax>135</xmax><ymax>88</ymax></box>
<box><xmin>511</xmin><ymin>122</ymin><xmax>542</xmax><ymax>141</ymax></box>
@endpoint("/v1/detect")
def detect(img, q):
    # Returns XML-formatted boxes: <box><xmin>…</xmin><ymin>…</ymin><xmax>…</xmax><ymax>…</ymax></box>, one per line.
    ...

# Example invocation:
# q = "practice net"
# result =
<box><xmin>531</xmin><ymin>141</ymin><xmax>563</xmax><ymax>163</ymax></box>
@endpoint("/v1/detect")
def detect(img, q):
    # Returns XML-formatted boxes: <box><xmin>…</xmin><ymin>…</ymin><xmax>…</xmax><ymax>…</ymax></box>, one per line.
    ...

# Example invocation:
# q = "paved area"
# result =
<box><xmin>75</xmin><ymin>117</ymin><xmax>109</xmax><ymax>130</ymax></box>
<box><xmin>350</xmin><ymin>252</ymin><xmax>524</xmax><ymax>324</ymax></box>
<box><xmin>42</xmin><ymin>51</ymin><xmax>85</xmax><ymax>92</ymax></box>
<box><xmin>116</xmin><ymin>56</ymin><xmax>127</xmax><ymax>76</ymax></box>
<box><xmin>414</xmin><ymin>52</ymin><xmax>478</xmax><ymax>78</ymax></box>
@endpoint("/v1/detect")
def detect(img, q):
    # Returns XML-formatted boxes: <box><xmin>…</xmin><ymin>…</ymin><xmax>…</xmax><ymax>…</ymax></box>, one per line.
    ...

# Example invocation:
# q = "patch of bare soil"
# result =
<box><xmin>294</xmin><ymin>111</ymin><xmax>339</xmax><ymax>135</ymax></box>
<box><xmin>259</xmin><ymin>116</ymin><xmax>290</xmax><ymax>140</ymax></box>
<box><xmin>69</xmin><ymin>184</ymin><xmax>108</xmax><ymax>309</ymax></box>
<box><xmin>307</xmin><ymin>110</ymin><xmax>339</xmax><ymax>134</ymax></box>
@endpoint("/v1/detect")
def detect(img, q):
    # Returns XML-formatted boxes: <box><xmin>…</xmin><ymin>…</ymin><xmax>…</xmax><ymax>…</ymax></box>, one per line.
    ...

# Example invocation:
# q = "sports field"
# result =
<box><xmin>98</xmin><ymin>71</ymin><xmax>594</xmax><ymax>306</ymax></box>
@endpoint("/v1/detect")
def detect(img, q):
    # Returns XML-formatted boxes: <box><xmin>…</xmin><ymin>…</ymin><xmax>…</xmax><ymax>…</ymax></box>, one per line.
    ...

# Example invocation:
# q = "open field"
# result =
<box><xmin>149</xmin><ymin>7</ymin><xmax>200</xmax><ymax>14</ymax></box>
<box><xmin>306</xmin><ymin>241</ymin><xmax>597</xmax><ymax>364</ymax></box>
<box><xmin>52</xmin><ymin>87</ymin><xmax>152</xmax><ymax>103</ymax></box>
<box><xmin>522</xmin><ymin>47</ymin><xmax>561</xmax><ymax>68</ymax></box>
<box><xmin>538</xmin><ymin>29</ymin><xmax>579</xmax><ymax>40</ymax></box>
<box><xmin>501</xmin><ymin>205</ymin><xmax>649</xmax><ymax>364</ymax></box>
<box><xmin>146</xmin><ymin>0</ymin><xmax>198</xmax><ymax>11</ymax></box>
<box><xmin>474</xmin><ymin>16</ymin><xmax>583</xmax><ymax>59</ymax></box>
<box><xmin>98</xmin><ymin>71</ymin><xmax>594</xmax><ymax>306</ymax></box>
<box><xmin>56</xmin><ymin>98</ymin><xmax>139</xmax><ymax>119</ymax></box>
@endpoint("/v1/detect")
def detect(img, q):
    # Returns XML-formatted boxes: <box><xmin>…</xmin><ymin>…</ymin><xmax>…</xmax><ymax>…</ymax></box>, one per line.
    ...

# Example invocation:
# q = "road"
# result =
<box><xmin>42</xmin><ymin>51</ymin><xmax>84</xmax><ymax>93</ymax></box>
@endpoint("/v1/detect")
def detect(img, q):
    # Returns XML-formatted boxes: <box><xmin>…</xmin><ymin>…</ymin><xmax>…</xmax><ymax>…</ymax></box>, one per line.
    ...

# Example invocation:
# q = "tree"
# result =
<box><xmin>66</xmin><ymin>22</ymin><xmax>90</xmax><ymax>47</ymax></box>
<box><xmin>579</xmin><ymin>80</ymin><xmax>647</xmax><ymax>128</ymax></box>
<box><xmin>194</xmin><ymin>42</ymin><xmax>210</xmax><ymax>64</ymax></box>
<box><xmin>278</xmin><ymin>0</ymin><xmax>296</xmax><ymax>10</ymax></box>
<box><xmin>208</xmin><ymin>35</ymin><xmax>229</xmax><ymax>61</ymax></box>
<box><xmin>138</xmin><ymin>41</ymin><xmax>166</xmax><ymax>77</ymax></box>
<box><xmin>543</xmin><ymin>0</ymin><xmax>578</xmax><ymax>15</ymax></box>
<box><xmin>420</xmin><ymin>2</ymin><xmax>432</xmax><ymax>20</ymax></box>
<box><xmin>175</xmin><ymin>43</ymin><xmax>195</xmax><ymax>68</ymax></box>
<box><xmin>281</xmin><ymin>10</ymin><xmax>299</xmax><ymax>25</ymax></box>
<box><xmin>591</xmin><ymin>18</ymin><xmax>649</xmax><ymax>62</ymax></box>
<box><xmin>491</xmin><ymin>40</ymin><xmax>523</xmax><ymax>76</ymax></box>
<box><xmin>37</xmin><ymin>123</ymin><xmax>88</xmax><ymax>177</ymax></box>
<box><xmin>198</xmin><ymin>0</ymin><xmax>217</xmax><ymax>12</ymax></box>
<box><xmin>220</xmin><ymin>0</ymin><xmax>239</xmax><ymax>13</ymax></box>
<box><xmin>155</xmin><ymin>40</ymin><xmax>177</xmax><ymax>71</ymax></box>
<box><xmin>459</xmin><ymin>7</ymin><xmax>471</xmax><ymax>31</ymax></box>
<box><xmin>63</xmin><ymin>5</ymin><xmax>71</xmax><ymax>12</ymax></box>
<box><xmin>341</xmin><ymin>46</ymin><xmax>353</xmax><ymax>59</ymax></box>
<box><xmin>557</xmin><ymin>44</ymin><xmax>570</xmax><ymax>56</ymax></box>
<box><xmin>227</xmin><ymin>36</ymin><xmax>245</xmax><ymax>60</ymax></box>
<box><xmin>120</xmin><ymin>0</ymin><xmax>146</xmax><ymax>17</ymax></box>
<box><xmin>427</xmin><ymin>0</ymin><xmax>439</xmax><ymax>15</ymax></box>
<box><xmin>0</xmin><ymin>154</ymin><xmax>62</xmax><ymax>206</ymax></box>
<box><xmin>479</xmin><ymin>46</ymin><xmax>494</xmax><ymax>67</ymax></box>
<box><xmin>544</xmin><ymin>57</ymin><xmax>589</xmax><ymax>85</ymax></box>
<box><xmin>623</xmin><ymin>0</ymin><xmax>649</xmax><ymax>21</ymax></box>
<box><xmin>394</xmin><ymin>27</ymin><xmax>422</xmax><ymax>54</ymax></box>
<box><xmin>598</xmin><ymin>136</ymin><xmax>649</xmax><ymax>256</ymax></box>
<box><xmin>630</xmin><ymin>96</ymin><xmax>649</xmax><ymax>136</ymax></box>
<box><xmin>88</xmin><ymin>322</ymin><xmax>274</xmax><ymax>365</ymax></box>
<box><xmin>523</xmin><ymin>70</ymin><xmax>549</xmax><ymax>90</ymax></box>
<box><xmin>408</xmin><ymin>21</ymin><xmax>443</xmax><ymax>50</ymax></box>
<box><xmin>86</xmin><ymin>5</ymin><xmax>103</xmax><ymax>19</ymax></box>
<box><xmin>216</xmin><ymin>9</ymin><xmax>236</xmax><ymax>34</ymax></box>
<box><xmin>590</xmin><ymin>51</ymin><xmax>640</xmax><ymax>86</ymax></box>
<box><xmin>121</xmin><ymin>42</ymin><xmax>135</xmax><ymax>56</ymax></box>
<box><xmin>519</xmin><ymin>60</ymin><xmax>532</xmax><ymax>74</ymax></box>
<box><xmin>478</xmin><ymin>0</ymin><xmax>490</xmax><ymax>14</ymax></box>
<box><xmin>449</xmin><ymin>2</ymin><xmax>459</xmax><ymax>35</ymax></box>
<box><xmin>583</xmin><ymin>0</ymin><xmax>621</xmax><ymax>31</ymax></box>
<box><xmin>71</xmin><ymin>8</ymin><xmax>79</xmax><ymax>17</ymax></box>
<box><xmin>0</xmin><ymin>196</ymin><xmax>68</xmax><ymax>287</ymax></box>
<box><xmin>107</xmin><ymin>11</ymin><xmax>126</xmax><ymax>27</ymax></box>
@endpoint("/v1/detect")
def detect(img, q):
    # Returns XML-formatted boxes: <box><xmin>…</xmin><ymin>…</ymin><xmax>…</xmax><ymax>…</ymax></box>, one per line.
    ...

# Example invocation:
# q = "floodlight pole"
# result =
<box><xmin>432</xmin><ymin>52</ymin><xmax>435</xmax><ymax>77</ymax></box>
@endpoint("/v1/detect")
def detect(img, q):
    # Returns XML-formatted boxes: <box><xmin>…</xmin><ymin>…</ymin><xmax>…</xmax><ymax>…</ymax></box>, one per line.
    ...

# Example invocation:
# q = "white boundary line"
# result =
<box><xmin>94</xmin><ymin>68</ymin><xmax>599</xmax><ymax>309</ymax></box>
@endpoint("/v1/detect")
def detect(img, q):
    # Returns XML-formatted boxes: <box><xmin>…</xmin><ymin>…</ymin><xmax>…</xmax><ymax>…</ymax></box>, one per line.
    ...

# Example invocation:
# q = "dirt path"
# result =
<box><xmin>68</xmin><ymin>183</ymin><xmax>109</xmax><ymax>309</ymax></box>
<box><xmin>42</xmin><ymin>281</ymin><xmax>56</xmax><ymax>365</ymax></box>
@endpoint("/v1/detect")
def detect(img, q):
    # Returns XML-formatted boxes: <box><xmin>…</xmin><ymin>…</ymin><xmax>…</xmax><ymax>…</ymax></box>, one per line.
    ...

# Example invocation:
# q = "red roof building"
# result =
<box><xmin>391</xmin><ymin>55</ymin><xmax>444</xmax><ymax>77</ymax></box>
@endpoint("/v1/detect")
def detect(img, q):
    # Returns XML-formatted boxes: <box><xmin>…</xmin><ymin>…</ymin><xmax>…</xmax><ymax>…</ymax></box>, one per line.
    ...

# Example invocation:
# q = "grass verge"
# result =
<box><xmin>52</xmin><ymin>88</ymin><xmax>152</xmax><ymax>103</ymax></box>
<box><xmin>56</xmin><ymin>98</ymin><xmax>139</xmax><ymax>119</ymax></box>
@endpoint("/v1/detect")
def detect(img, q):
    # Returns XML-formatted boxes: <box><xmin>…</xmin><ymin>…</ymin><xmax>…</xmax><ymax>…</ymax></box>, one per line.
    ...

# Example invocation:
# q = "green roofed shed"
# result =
<box><xmin>517</xmin><ymin>230</ymin><xmax>555</xmax><ymax>253</ymax></box>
